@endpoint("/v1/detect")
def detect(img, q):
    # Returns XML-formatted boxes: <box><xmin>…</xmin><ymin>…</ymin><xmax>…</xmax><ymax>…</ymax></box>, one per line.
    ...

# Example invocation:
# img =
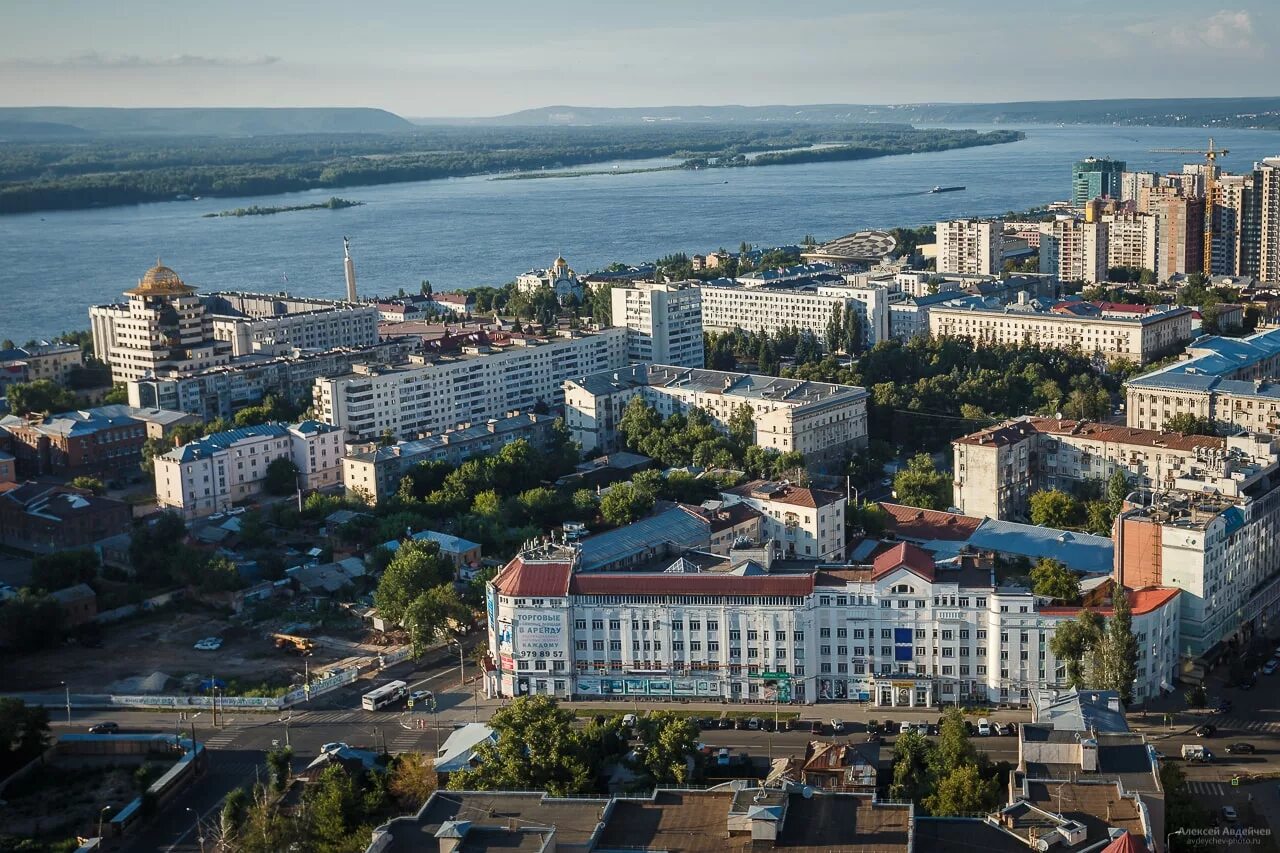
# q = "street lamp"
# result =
<box><xmin>186</xmin><ymin>807</ymin><xmax>206</xmax><ymax>853</ymax></box>
<box><xmin>1166</xmin><ymin>828</ymin><xmax>1183</xmax><ymax>852</ymax></box>
<box><xmin>278</xmin><ymin>713</ymin><xmax>292</xmax><ymax>748</ymax></box>
<box><xmin>98</xmin><ymin>805</ymin><xmax>113</xmax><ymax>840</ymax></box>
<box><xmin>60</xmin><ymin>681</ymin><xmax>71</xmax><ymax>727</ymax></box>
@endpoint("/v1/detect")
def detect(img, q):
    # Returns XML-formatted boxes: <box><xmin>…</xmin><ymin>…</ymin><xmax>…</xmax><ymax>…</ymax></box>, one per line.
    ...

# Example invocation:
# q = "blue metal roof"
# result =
<box><xmin>968</xmin><ymin>518</ymin><xmax>1113</xmax><ymax>574</ymax></box>
<box><xmin>163</xmin><ymin>422</ymin><xmax>291</xmax><ymax>462</ymax></box>
<box><xmin>579</xmin><ymin>505</ymin><xmax>710</xmax><ymax>571</ymax></box>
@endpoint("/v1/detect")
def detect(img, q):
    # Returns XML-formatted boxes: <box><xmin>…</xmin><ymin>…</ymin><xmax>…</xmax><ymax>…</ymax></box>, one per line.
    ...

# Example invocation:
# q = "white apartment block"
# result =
<box><xmin>563</xmin><ymin>363</ymin><xmax>868</xmax><ymax>468</ymax></box>
<box><xmin>951</xmin><ymin>416</ymin><xmax>1255</xmax><ymax>521</ymax></box>
<box><xmin>1117</xmin><ymin>478</ymin><xmax>1280</xmax><ymax>665</ymax></box>
<box><xmin>1125</xmin><ymin>327</ymin><xmax>1280</xmax><ymax>433</ymax></box>
<box><xmin>929</xmin><ymin>298</ymin><xmax>1193</xmax><ymax>364</ymax></box>
<box><xmin>1260</xmin><ymin>158</ymin><xmax>1280</xmax><ymax>283</ymax></box>
<box><xmin>700</xmin><ymin>282</ymin><xmax>895</xmax><ymax>349</ymax></box>
<box><xmin>1039</xmin><ymin>218</ymin><xmax>1108</xmax><ymax>284</ymax></box>
<box><xmin>1103</xmin><ymin>212</ymin><xmax>1158</xmax><ymax>272</ymax></box>
<box><xmin>204</xmin><ymin>292</ymin><xmax>378</xmax><ymax>357</ymax></box>
<box><xmin>723</xmin><ymin>480</ymin><xmax>847</xmax><ymax>561</ymax></box>
<box><xmin>936</xmin><ymin>219</ymin><xmax>1004</xmax><ymax>276</ymax></box>
<box><xmin>315</xmin><ymin>328</ymin><xmax>627</xmax><ymax>441</ymax></box>
<box><xmin>1120</xmin><ymin>171</ymin><xmax>1158</xmax><ymax>204</ymax></box>
<box><xmin>153</xmin><ymin>420</ymin><xmax>343</xmax><ymax>518</ymax></box>
<box><xmin>486</xmin><ymin>542</ymin><xmax>1180</xmax><ymax>706</ymax></box>
<box><xmin>91</xmin><ymin>264</ymin><xmax>231</xmax><ymax>383</ymax></box>
<box><xmin>610</xmin><ymin>280</ymin><xmax>705</xmax><ymax>369</ymax></box>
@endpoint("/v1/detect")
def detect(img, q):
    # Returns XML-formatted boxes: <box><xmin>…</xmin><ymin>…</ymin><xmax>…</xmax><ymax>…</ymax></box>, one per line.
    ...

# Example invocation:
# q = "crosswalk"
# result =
<box><xmin>387</xmin><ymin>728</ymin><xmax>429</xmax><ymax>754</ymax></box>
<box><xmin>1186</xmin><ymin>781</ymin><xmax>1227</xmax><ymax>795</ymax></box>
<box><xmin>298</xmin><ymin>710</ymin><xmax>363</xmax><ymax>724</ymax></box>
<box><xmin>203</xmin><ymin>730</ymin><xmax>239</xmax><ymax>749</ymax></box>
<box><xmin>1210</xmin><ymin>715</ymin><xmax>1280</xmax><ymax>734</ymax></box>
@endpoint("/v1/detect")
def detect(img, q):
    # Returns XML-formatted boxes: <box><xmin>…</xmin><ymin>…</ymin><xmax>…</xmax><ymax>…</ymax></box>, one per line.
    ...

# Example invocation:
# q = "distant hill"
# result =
<box><xmin>0</xmin><ymin>107</ymin><xmax>415</xmax><ymax>137</ymax></box>
<box><xmin>414</xmin><ymin>98</ymin><xmax>1280</xmax><ymax>129</ymax></box>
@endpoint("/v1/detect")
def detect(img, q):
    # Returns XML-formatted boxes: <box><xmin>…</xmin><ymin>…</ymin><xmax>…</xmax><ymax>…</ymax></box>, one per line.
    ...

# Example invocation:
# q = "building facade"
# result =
<box><xmin>0</xmin><ymin>404</ymin><xmax>196</xmax><ymax>479</ymax></box>
<box><xmin>929</xmin><ymin>299</ymin><xmax>1193</xmax><ymax>364</ymax></box>
<box><xmin>725</xmin><ymin>480</ymin><xmax>847</xmax><ymax>561</ymax></box>
<box><xmin>936</xmin><ymin>219</ymin><xmax>1004</xmax><ymax>276</ymax></box>
<box><xmin>1157</xmin><ymin>196</ymin><xmax>1206</xmax><ymax>282</ymax></box>
<box><xmin>153</xmin><ymin>420</ymin><xmax>343</xmax><ymax>518</ymax></box>
<box><xmin>610</xmin><ymin>280</ymin><xmax>705</xmax><ymax>369</ymax></box>
<box><xmin>0</xmin><ymin>483</ymin><xmax>131</xmax><ymax>553</ymax></box>
<box><xmin>515</xmin><ymin>255</ymin><xmax>582</xmax><ymax>299</ymax></box>
<box><xmin>485</xmin><ymin>541</ymin><xmax>1180</xmax><ymax>706</ymax></box>
<box><xmin>564</xmin><ymin>363</ymin><xmax>869</xmax><ymax>468</ymax></box>
<box><xmin>316</xmin><ymin>328</ymin><xmax>627</xmax><ymax>441</ymax></box>
<box><xmin>0</xmin><ymin>343</ymin><xmax>84</xmax><ymax>388</ymax></box>
<box><xmin>699</xmin><ymin>282</ymin><xmax>895</xmax><ymax>350</ymax></box>
<box><xmin>1072</xmin><ymin>157</ymin><xmax>1126</xmax><ymax>206</ymax></box>
<box><xmin>204</xmin><ymin>292</ymin><xmax>378</xmax><ymax>357</ymax></box>
<box><xmin>1039</xmin><ymin>218</ymin><xmax>1108</xmax><ymax>284</ymax></box>
<box><xmin>1103</xmin><ymin>212</ymin><xmax>1158</xmax><ymax>272</ymax></box>
<box><xmin>1260</xmin><ymin>158</ymin><xmax>1280</xmax><ymax>284</ymax></box>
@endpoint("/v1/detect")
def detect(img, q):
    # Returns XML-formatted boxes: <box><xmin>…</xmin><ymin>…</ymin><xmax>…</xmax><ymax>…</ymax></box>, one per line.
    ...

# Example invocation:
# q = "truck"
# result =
<box><xmin>1181</xmin><ymin>744</ymin><xmax>1213</xmax><ymax>762</ymax></box>
<box><xmin>272</xmin><ymin>633</ymin><xmax>316</xmax><ymax>653</ymax></box>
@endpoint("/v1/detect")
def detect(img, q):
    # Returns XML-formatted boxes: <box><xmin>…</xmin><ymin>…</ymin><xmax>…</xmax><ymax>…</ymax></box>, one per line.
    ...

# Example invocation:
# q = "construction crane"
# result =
<box><xmin>1148</xmin><ymin>138</ymin><xmax>1229</xmax><ymax>273</ymax></box>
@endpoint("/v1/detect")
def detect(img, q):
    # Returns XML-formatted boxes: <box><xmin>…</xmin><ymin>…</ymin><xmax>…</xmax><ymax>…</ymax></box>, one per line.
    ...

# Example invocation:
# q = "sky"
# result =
<box><xmin>2</xmin><ymin>1</ymin><xmax>1277</xmax><ymax>117</ymax></box>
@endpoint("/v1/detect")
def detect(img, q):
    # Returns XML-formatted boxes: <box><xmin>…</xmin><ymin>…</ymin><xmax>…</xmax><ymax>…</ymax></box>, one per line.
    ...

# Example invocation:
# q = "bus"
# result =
<box><xmin>362</xmin><ymin>680</ymin><xmax>408</xmax><ymax>711</ymax></box>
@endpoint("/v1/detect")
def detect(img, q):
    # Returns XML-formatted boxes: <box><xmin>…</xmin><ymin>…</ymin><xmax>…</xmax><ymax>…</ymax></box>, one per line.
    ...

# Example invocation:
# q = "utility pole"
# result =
<box><xmin>61</xmin><ymin>681</ymin><xmax>71</xmax><ymax>727</ymax></box>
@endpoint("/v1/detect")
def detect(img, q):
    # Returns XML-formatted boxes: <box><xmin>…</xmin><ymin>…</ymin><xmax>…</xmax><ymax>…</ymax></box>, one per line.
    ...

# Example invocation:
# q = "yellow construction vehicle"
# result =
<box><xmin>272</xmin><ymin>633</ymin><xmax>316</xmax><ymax>653</ymax></box>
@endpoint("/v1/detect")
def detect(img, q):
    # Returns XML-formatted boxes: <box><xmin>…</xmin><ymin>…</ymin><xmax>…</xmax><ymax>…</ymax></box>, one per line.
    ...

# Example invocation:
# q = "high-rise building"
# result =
<box><xmin>609</xmin><ymin>280</ymin><xmax>705</xmax><ymax>369</ymax></box>
<box><xmin>1259</xmin><ymin>158</ymin><xmax>1280</xmax><ymax>283</ymax></box>
<box><xmin>1072</xmin><ymin>157</ymin><xmax>1126</xmax><ymax>206</ymax></box>
<box><xmin>935</xmin><ymin>219</ymin><xmax>1004</xmax><ymax>276</ymax></box>
<box><xmin>1156</xmin><ymin>196</ymin><xmax>1206</xmax><ymax>282</ymax></box>
<box><xmin>1039</xmin><ymin>217</ymin><xmax>1108</xmax><ymax>283</ymax></box>
<box><xmin>1213</xmin><ymin>172</ymin><xmax>1261</xmax><ymax>276</ymax></box>
<box><xmin>1102</xmin><ymin>212</ymin><xmax>1158</xmax><ymax>273</ymax></box>
<box><xmin>1119</xmin><ymin>170</ymin><xmax>1158</xmax><ymax>204</ymax></box>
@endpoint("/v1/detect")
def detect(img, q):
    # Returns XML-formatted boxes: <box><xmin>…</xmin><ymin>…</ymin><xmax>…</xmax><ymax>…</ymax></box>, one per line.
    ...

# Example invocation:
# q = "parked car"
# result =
<box><xmin>916</xmin><ymin>723</ymin><xmax>931</xmax><ymax>736</ymax></box>
<box><xmin>1222</xmin><ymin>806</ymin><xmax>1239</xmax><ymax>822</ymax></box>
<box><xmin>1006</xmin><ymin>722</ymin><xmax>1018</xmax><ymax>734</ymax></box>
<box><xmin>993</xmin><ymin>722</ymin><xmax>1007</xmax><ymax>736</ymax></box>
<box><xmin>717</xmin><ymin>747</ymin><xmax>731</xmax><ymax>767</ymax></box>
<box><xmin>831</xmin><ymin>719</ymin><xmax>846</xmax><ymax>734</ymax></box>
<box><xmin>963</xmin><ymin>720</ymin><xmax>976</xmax><ymax>735</ymax></box>
<box><xmin>780</xmin><ymin>719</ymin><xmax>793</xmax><ymax>732</ymax></box>
<box><xmin>88</xmin><ymin>722</ymin><xmax>119</xmax><ymax>734</ymax></box>
<box><xmin>193</xmin><ymin>637</ymin><xmax>222</xmax><ymax>651</ymax></box>
<box><xmin>1237</xmin><ymin>676</ymin><xmax>1256</xmax><ymax>690</ymax></box>
<box><xmin>900</xmin><ymin>721</ymin><xmax>914</xmax><ymax>734</ymax></box>
<box><xmin>977</xmin><ymin>718</ymin><xmax>991</xmax><ymax>736</ymax></box>
<box><xmin>718</xmin><ymin>717</ymin><xmax>733</xmax><ymax>729</ymax></box>
<box><xmin>320</xmin><ymin>742</ymin><xmax>350</xmax><ymax>753</ymax></box>
<box><xmin>748</xmin><ymin>717</ymin><xmax>762</xmax><ymax>731</ymax></box>
<box><xmin>1195</xmin><ymin>724</ymin><xmax>1217</xmax><ymax>738</ymax></box>
<box><xmin>734</xmin><ymin>717</ymin><xmax>750</xmax><ymax>730</ymax></box>
<box><xmin>881</xmin><ymin>719</ymin><xmax>896</xmax><ymax>735</ymax></box>
<box><xmin>1264</xmin><ymin>659</ymin><xmax>1279</xmax><ymax>676</ymax></box>
<box><xmin>1227</xmin><ymin>742</ymin><xmax>1256</xmax><ymax>754</ymax></box>
<box><xmin>1212</xmin><ymin>699</ymin><xmax>1233</xmax><ymax>714</ymax></box>
<box><xmin>621</xmin><ymin>713</ymin><xmax>638</xmax><ymax>729</ymax></box>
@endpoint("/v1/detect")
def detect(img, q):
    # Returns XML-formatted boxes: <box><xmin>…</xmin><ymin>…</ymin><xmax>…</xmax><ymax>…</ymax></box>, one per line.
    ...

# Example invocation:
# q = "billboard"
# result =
<box><xmin>513</xmin><ymin>611</ymin><xmax>566</xmax><ymax>660</ymax></box>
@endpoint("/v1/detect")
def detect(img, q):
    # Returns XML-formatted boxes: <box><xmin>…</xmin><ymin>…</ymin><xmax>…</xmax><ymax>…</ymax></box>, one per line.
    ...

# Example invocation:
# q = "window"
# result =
<box><xmin>707</xmin><ymin>620</ymin><xmax>719</xmax><ymax>631</ymax></box>
<box><xmin>747</xmin><ymin>630</ymin><xmax>758</xmax><ymax>640</ymax></box>
<box><xmin>853</xmin><ymin>629</ymin><xmax>865</xmax><ymax>639</ymax></box>
<box><xmin>609</xmin><ymin>620</ymin><xmax>620</xmax><ymax>631</ymax></box>
<box><xmin>576</xmin><ymin>640</ymin><xmax>587</xmax><ymax>651</ymax></box>
<box><xmin>689</xmin><ymin>620</ymin><xmax>701</xmax><ymax>630</ymax></box>
<box><xmin>575</xmin><ymin>620</ymin><xmax>586</xmax><ymax>630</ymax></box>
<box><xmin>836</xmin><ymin>628</ymin><xmax>847</xmax><ymax>638</ymax></box>
<box><xmin>592</xmin><ymin>620</ymin><xmax>604</xmax><ymax>630</ymax></box>
<box><xmin>820</xmin><ymin>627</ymin><xmax>830</xmax><ymax>637</ymax></box>
<box><xmin>672</xmin><ymin>620</ymin><xmax>684</xmax><ymax>631</ymax></box>
<box><xmin>821</xmin><ymin>645</ymin><xmax>831</xmax><ymax>656</ymax></box>
<box><xmin>881</xmin><ymin>646</ymin><xmax>891</xmax><ymax>656</ymax></box>
<box><xmin>593</xmin><ymin>640</ymin><xmax>604</xmax><ymax>651</ymax></box>
<box><xmin>794</xmin><ymin>631</ymin><xmax>804</xmax><ymax>641</ymax></box>
<box><xmin>837</xmin><ymin>645</ymin><xmax>847</xmax><ymax>656</ymax></box>
<box><xmin>880</xmin><ymin>629</ymin><xmax>892</xmax><ymax>639</ymax></box>
<box><xmin>729</xmin><ymin>630</ymin><xmax>740</xmax><ymax>640</ymax></box>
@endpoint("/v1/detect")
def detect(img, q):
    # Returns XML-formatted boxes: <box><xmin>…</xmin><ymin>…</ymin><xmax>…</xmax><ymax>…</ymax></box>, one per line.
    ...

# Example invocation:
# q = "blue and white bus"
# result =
<box><xmin>361</xmin><ymin>680</ymin><xmax>408</xmax><ymax>711</ymax></box>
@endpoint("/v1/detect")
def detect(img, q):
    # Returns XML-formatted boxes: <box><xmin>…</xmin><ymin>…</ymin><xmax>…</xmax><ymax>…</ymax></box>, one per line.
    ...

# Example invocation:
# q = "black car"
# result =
<box><xmin>88</xmin><ymin>722</ymin><xmax>120</xmax><ymax>734</ymax></box>
<box><xmin>1238</xmin><ymin>677</ymin><xmax>1256</xmax><ymax>690</ymax></box>
<box><xmin>882</xmin><ymin>719</ymin><xmax>896</xmax><ymax>735</ymax></box>
<box><xmin>1226</xmin><ymin>742</ymin><xmax>1256</xmax><ymax>754</ymax></box>
<box><xmin>734</xmin><ymin>717</ymin><xmax>750</xmax><ymax>730</ymax></box>
<box><xmin>1212</xmin><ymin>700</ymin><xmax>1233</xmax><ymax>714</ymax></box>
<box><xmin>963</xmin><ymin>720</ymin><xmax>976</xmax><ymax>735</ymax></box>
<box><xmin>1195</xmin><ymin>724</ymin><xmax>1217</xmax><ymax>738</ymax></box>
<box><xmin>718</xmin><ymin>717</ymin><xmax>733</xmax><ymax>729</ymax></box>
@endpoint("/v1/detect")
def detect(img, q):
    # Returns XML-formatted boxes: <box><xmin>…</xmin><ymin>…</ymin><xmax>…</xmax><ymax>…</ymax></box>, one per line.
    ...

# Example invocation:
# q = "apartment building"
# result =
<box><xmin>0</xmin><ymin>404</ymin><xmax>198</xmax><ymax>479</ymax></box>
<box><xmin>90</xmin><ymin>264</ymin><xmax>231</xmax><ymax>383</ymax></box>
<box><xmin>936</xmin><ymin>219</ymin><xmax>1004</xmax><ymax>276</ymax></box>
<box><xmin>0</xmin><ymin>343</ymin><xmax>83</xmax><ymax>388</ymax></box>
<box><xmin>485</xmin><ymin>541</ymin><xmax>1180</xmax><ymax>706</ymax></box>
<box><xmin>1039</xmin><ymin>218</ymin><xmax>1108</xmax><ymax>284</ymax></box>
<box><xmin>1072</xmin><ymin>157</ymin><xmax>1125</xmax><ymax>206</ymax></box>
<box><xmin>563</xmin><ymin>363</ymin><xmax>868</xmax><ymax>468</ymax></box>
<box><xmin>1157</xmin><ymin>196</ymin><xmax>1206</xmax><ymax>282</ymax></box>
<box><xmin>951</xmin><ymin>415</ymin><xmax>1255</xmax><ymax>520</ymax></box>
<box><xmin>127</xmin><ymin>340</ymin><xmax>409</xmax><ymax>421</ymax></box>
<box><xmin>153</xmin><ymin>420</ymin><xmax>343</xmax><ymax>518</ymax></box>
<box><xmin>316</xmin><ymin>328</ymin><xmax>626</xmax><ymax>441</ymax></box>
<box><xmin>700</xmin><ymin>281</ymin><xmax>895</xmax><ymax>349</ymax></box>
<box><xmin>341</xmin><ymin>412</ymin><xmax>557</xmax><ymax>505</ymax></box>
<box><xmin>1214</xmin><ymin>171</ymin><xmax>1262</xmax><ymax>277</ymax></box>
<box><xmin>724</xmin><ymin>479</ymin><xmax>847</xmax><ymax>561</ymax></box>
<box><xmin>1124</xmin><ymin>327</ymin><xmax>1280</xmax><ymax>433</ymax></box>
<box><xmin>609</xmin><ymin>280</ymin><xmax>705</xmax><ymax>369</ymax></box>
<box><xmin>1103</xmin><ymin>212</ymin><xmax>1158</xmax><ymax>272</ymax></box>
<box><xmin>1120</xmin><ymin>170</ymin><xmax>1158</xmax><ymax>204</ymax></box>
<box><xmin>1261</xmin><ymin>158</ymin><xmax>1280</xmax><ymax>283</ymax></box>
<box><xmin>1115</xmin><ymin>474</ymin><xmax>1280</xmax><ymax>667</ymax></box>
<box><xmin>929</xmin><ymin>297</ymin><xmax>1193</xmax><ymax>364</ymax></box>
<box><xmin>204</xmin><ymin>292</ymin><xmax>378</xmax><ymax>357</ymax></box>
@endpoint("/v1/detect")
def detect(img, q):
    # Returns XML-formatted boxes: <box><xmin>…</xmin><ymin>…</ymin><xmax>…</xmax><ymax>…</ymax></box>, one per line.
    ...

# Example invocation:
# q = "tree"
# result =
<box><xmin>0</xmin><ymin>591</ymin><xmax>63</xmax><ymax>652</ymax></box>
<box><xmin>0</xmin><ymin>698</ymin><xmax>52</xmax><ymax>777</ymax></box>
<box><xmin>1030</xmin><ymin>558</ymin><xmax>1080</xmax><ymax>603</ymax></box>
<box><xmin>31</xmin><ymin>549</ymin><xmax>99</xmax><ymax>591</ymax></box>
<box><xmin>448</xmin><ymin>696</ymin><xmax>594</xmax><ymax>797</ymax></box>
<box><xmin>140</xmin><ymin>435</ymin><xmax>173</xmax><ymax>474</ymax></box>
<box><xmin>630</xmin><ymin>712</ymin><xmax>700</xmax><ymax>785</ymax></box>
<box><xmin>1165</xmin><ymin>412</ymin><xmax>1216</xmax><ymax>436</ymax></box>
<box><xmin>305</xmin><ymin>763</ymin><xmax>365</xmax><ymax>851</ymax></box>
<box><xmin>892</xmin><ymin>453</ymin><xmax>951</xmax><ymax>511</ymax></box>
<box><xmin>600</xmin><ymin>482</ymin><xmax>655</xmax><ymax>527</ymax></box>
<box><xmin>1049</xmin><ymin>611</ymin><xmax>1103</xmax><ymax>689</ymax></box>
<box><xmin>931</xmin><ymin>708</ymin><xmax>976</xmax><ymax>780</ymax></box>
<box><xmin>728</xmin><ymin>403</ymin><xmax>755</xmax><ymax>450</ymax></box>
<box><xmin>69</xmin><ymin>475</ymin><xmax>106</xmax><ymax>495</ymax></box>
<box><xmin>388</xmin><ymin>752</ymin><xmax>436</xmax><ymax>808</ymax></box>
<box><xmin>1028</xmin><ymin>489</ymin><xmax>1081</xmax><ymax>528</ymax></box>
<box><xmin>373</xmin><ymin>540</ymin><xmax>455</xmax><ymax>627</ymax></box>
<box><xmin>101</xmin><ymin>384</ymin><xmax>129</xmax><ymax>404</ymax></box>
<box><xmin>5</xmin><ymin>379</ymin><xmax>77</xmax><ymax>415</ymax></box>
<box><xmin>403</xmin><ymin>584</ymin><xmax>467</xmax><ymax>656</ymax></box>
<box><xmin>890</xmin><ymin>730</ymin><xmax>934</xmax><ymax>803</ymax></box>
<box><xmin>265</xmin><ymin>745</ymin><xmax>292</xmax><ymax>791</ymax></box>
<box><xmin>926</xmin><ymin>763</ymin><xmax>998</xmax><ymax>816</ymax></box>
<box><xmin>263</xmin><ymin>457</ymin><xmax>299</xmax><ymax>496</ymax></box>
<box><xmin>617</xmin><ymin>396</ymin><xmax>661</xmax><ymax>451</ymax></box>
<box><xmin>1106</xmin><ymin>469</ymin><xmax>1130</xmax><ymax>510</ymax></box>
<box><xmin>1103</xmin><ymin>584</ymin><xmax>1138</xmax><ymax>704</ymax></box>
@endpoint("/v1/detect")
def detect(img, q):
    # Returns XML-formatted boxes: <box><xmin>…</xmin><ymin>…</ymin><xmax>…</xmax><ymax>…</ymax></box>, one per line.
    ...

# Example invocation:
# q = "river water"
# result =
<box><xmin>2</xmin><ymin>124</ymin><xmax>1278</xmax><ymax>343</ymax></box>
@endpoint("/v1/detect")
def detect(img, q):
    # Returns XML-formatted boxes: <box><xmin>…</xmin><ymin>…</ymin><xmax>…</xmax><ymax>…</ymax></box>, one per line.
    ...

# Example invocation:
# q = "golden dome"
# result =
<box><xmin>127</xmin><ymin>261</ymin><xmax>196</xmax><ymax>296</ymax></box>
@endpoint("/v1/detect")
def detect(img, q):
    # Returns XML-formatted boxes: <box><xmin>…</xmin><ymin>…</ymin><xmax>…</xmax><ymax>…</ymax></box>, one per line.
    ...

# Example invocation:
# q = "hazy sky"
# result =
<box><xmin>3</xmin><ymin>1</ymin><xmax>1276</xmax><ymax>116</ymax></box>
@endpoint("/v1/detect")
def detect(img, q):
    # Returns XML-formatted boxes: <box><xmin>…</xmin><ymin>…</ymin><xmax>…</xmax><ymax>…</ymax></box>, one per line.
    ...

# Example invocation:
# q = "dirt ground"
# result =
<box><xmin>1</xmin><ymin>756</ymin><xmax>166</xmax><ymax>842</ymax></box>
<box><xmin>6</xmin><ymin>607</ymin><xmax>380</xmax><ymax>695</ymax></box>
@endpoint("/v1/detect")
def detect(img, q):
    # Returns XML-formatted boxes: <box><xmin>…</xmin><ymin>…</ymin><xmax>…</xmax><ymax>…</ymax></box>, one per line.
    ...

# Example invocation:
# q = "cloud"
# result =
<box><xmin>7</xmin><ymin>51</ymin><xmax>282</xmax><ymax>69</ymax></box>
<box><xmin>1125</xmin><ymin>8</ymin><xmax>1261</xmax><ymax>55</ymax></box>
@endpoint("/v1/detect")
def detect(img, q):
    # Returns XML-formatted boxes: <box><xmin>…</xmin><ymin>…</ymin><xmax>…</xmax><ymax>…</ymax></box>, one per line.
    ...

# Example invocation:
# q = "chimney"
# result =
<box><xmin>1079</xmin><ymin>738</ymin><xmax>1098</xmax><ymax>772</ymax></box>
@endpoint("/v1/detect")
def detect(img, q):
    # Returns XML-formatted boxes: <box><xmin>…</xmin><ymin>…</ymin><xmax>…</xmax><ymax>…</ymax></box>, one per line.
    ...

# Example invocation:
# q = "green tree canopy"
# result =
<box><xmin>448</xmin><ymin>696</ymin><xmax>594</xmax><ymax>797</ymax></box>
<box><xmin>892</xmin><ymin>453</ymin><xmax>951</xmax><ymax>511</ymax></box>
<box><xmin>600</xmin><ymin>482</ymin><xmax>656</xmax><ymax>527</ymax></box>
<box><xmin>1030</xmin><ymin>558</ymin><xmax>1081</xmax><ymax>603</ymax></box>
<box><xmin>1028</xmin><ymin>489</ymin><xmax>1082</xmax><ymax>528</ymax></box>
<box><xmin>5</xmin><ymin>379</ymin><xmax>78</xmax><ymax>415</ymax></box>
<box><xmin>263</xmin><ymin>457</ymin><xmax>300</xmax><ymax>496</ymax></box>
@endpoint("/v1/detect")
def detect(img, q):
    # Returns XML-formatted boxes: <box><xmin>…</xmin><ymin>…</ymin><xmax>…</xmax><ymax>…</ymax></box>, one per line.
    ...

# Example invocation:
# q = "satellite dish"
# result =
<box><xmin>802</xmin><ymin>786</ymin><xmax>814</xmax><ymax>799</ymax></box>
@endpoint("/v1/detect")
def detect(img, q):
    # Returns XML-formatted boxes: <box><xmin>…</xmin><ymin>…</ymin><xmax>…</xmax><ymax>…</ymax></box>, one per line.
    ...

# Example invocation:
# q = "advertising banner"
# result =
<box><xmin>513</xmin><ymin>611</ymin><xmax>566</xmax><ymax>660</ymax></box>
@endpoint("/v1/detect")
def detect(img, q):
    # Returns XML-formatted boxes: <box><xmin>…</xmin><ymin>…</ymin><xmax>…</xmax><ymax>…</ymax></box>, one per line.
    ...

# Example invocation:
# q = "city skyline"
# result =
<box><xmin>2</xmin><ymin>1</ymin><xmax>1277</xmax><ymax>116</ymax></box>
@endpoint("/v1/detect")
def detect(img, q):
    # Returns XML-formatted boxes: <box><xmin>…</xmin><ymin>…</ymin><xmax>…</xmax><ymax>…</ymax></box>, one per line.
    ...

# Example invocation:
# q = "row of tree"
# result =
<box><xmin>1047</xmin><ymin>583</ymin><xmax>1139</xmax><ymax>703</ymax></box>
<box><xmin>890</xmin><ymin>708</ymin><xmax>1002</xmax><ymax>815</ymax></box>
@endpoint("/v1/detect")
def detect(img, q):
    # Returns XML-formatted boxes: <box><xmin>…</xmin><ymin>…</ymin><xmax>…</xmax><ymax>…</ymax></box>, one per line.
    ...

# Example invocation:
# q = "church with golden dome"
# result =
<box><xmin>90</xmin><ymin>262</ymin><xmax>231</xmax><ymax>383</ymax></box>
<box><xmin>515</xmin><ymin>254</ymin><xmax>583</xmax><ymax>301</ymax></box>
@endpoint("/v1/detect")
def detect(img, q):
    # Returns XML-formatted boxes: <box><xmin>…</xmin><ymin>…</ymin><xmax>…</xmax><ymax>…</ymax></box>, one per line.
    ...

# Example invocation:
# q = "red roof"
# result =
<box><xmin>730</xmin><ymin>480</ymin><xmax>843</xmax><ymax>509</ymax></box>
<box><xmin>1101</xmin><ymin>831</ymin><xmax>1147</xmax><ymax>853</ymax></box>
<box><xmin>491</xmin><ymin>558</ymin><xmax>573</xmax><ymax>596</ymax></box>
<box><xmin>570</xmin><ymin>573</ymin><xmax>814</xmax><ymax>597</ymax></box>
<box><xmin>1040</xmin><ymin>586</ymin><xmax>1180</xmax><ymax>617</ymax></box>
<box><xmin>879</xmin><ymin>502</ymin><xmax>982</xmax><ymax>542</ymax></box>
<box><xmin>1092</xmin><ymin>301</ymin><xmax>1152</xmax><ymax>314</ymax></box>
<box><xmin>871</xmin><ymin>542</ymin><xmax>936</xmax><ymax>581</ymax></box>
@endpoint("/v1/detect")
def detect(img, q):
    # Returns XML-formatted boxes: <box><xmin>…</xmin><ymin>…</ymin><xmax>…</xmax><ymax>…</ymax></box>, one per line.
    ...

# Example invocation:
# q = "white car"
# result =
<box><xmin>193</xmin><ymin>637</ymin><xmax>222</xmax><ymax>651</ymax></box>
<box><xmin>408</xmin><ymin>689</ymin><xmax>433</xmax><ymax>705</ymax></box>
<box><xmin>900</xmin><ymin>721</ymin><xmax>914</xmax><ymax>734</ymax></box>
<box><xmin>977</xmin><ymin>718</ymin><xmax>992</xmax><ymax>736</ymax></box>
<box><xmin>1263</xmin><ymin>659</ymin><xmax>1279</xmax><ymax>675</ymax></box>
<box><xmin>1222</xmin><ymin>805</ymin><xmax>1239</xmax><ymax>822</ymax></box>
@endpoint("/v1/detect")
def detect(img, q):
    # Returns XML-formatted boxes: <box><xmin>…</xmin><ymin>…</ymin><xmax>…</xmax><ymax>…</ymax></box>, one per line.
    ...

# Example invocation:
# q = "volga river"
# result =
<box><xmin>1</xmin><ymin>124</ymin><xmax>1278</xmax><ymax>343</ymax></box>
